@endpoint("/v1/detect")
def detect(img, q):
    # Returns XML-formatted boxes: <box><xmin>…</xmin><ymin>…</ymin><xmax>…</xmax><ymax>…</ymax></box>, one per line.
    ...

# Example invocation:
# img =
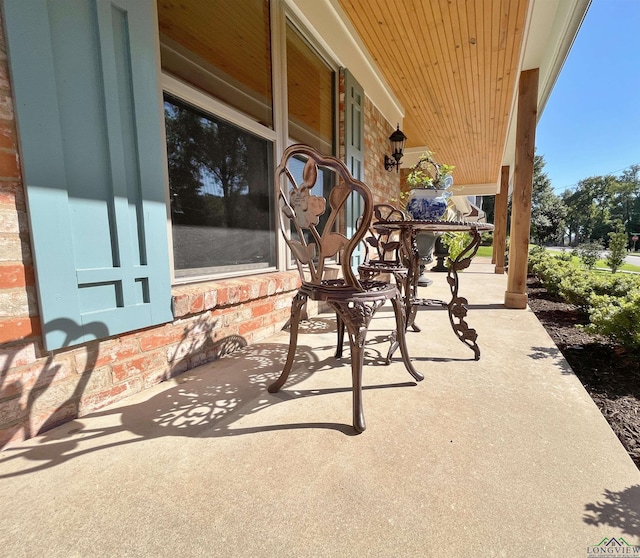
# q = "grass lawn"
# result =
<box><xmin>474</xmin><ymin>245</ymin><xmax>640</xmax><ymax>272</ymax></box>
<box><xmin>476</xmin><ymin>245</ymin><xmax>493</xmax><ymax>258</ymax></box>
<box><xmin>594</xmin><ymin>259</ymin><xmax>640</xmax><ymax>273</ymax></box>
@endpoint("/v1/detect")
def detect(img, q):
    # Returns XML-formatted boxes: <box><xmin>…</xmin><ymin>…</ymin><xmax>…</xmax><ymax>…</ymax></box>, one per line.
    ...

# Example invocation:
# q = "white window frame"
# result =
<box><xmin>162</xmin><ymin>73</ymin><xmax>278</xmax><ymax>285</ymax></box>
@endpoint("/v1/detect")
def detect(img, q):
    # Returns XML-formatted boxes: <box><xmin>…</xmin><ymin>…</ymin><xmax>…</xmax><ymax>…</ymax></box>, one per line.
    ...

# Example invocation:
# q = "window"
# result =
<box><xmin>165</xmin><ymin>94</ymin><xmax>276</xmax><ymax>279</ymax></box>
<box><xmin>158</xmin><ymin>2</ymin><xmax>338</xmax><ymax>281</ymax></box>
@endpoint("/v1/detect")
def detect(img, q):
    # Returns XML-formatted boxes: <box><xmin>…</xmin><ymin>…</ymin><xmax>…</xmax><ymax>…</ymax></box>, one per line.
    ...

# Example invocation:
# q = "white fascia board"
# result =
<box><xmin>501</xmin><ymin>0</ymin><xmax>591</xmax><ymax>187</ymax></box>
<box><xmin>286</xmin><ymin>0</ymin><xmax>404</xmax><ymax>126</ymax></box>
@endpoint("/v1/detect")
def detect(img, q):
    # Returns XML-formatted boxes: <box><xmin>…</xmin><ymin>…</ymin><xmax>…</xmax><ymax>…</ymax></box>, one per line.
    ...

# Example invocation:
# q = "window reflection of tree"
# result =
<box><xmin>165</xmin><ymin>96</ymin><xmax>258</xmax><ymax>228</ymax></box>
<box><xmin>164</xmin><ymin>94</ymin><xmax>274</xmax><ymax>270</ymax></box>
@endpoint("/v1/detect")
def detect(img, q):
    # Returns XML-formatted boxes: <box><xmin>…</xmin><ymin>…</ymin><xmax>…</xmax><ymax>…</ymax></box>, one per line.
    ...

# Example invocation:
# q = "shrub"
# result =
<box><xmin>555</xmin><ymin>249</ymin><xmax>573</xmax><ymax>262</ymax></box>
<box><xmin>572</xmin><ymin>241</ymin><xmax>602</xmax><ymax>270</ymax></box>
<box><xmin>480</xmin><ymin>232</ymin><xmax>493</xmax><ymax>246</ymax></box>
<box><xmin>558</xmin><ymin>271</ymin><xmax>593</xmax><ymax>310</ymax></box>
<box><xmin>592</xmin><ymin>273</ymin><xmax>640</xmax><ymax>297</ymax></box>
<box><xmin>559</xmin><ymin>271</ymin><xmax>640</xmax><ymax>310</ymax></box>
<box><xmin>528</xmin><ymin>245</ymin><xmax>550</xmax><ymax>274</ymax></box>
<box><xmin>586</xmin><ymin>291</ymin><xmax>640</xmax><ymax>350</ymax></box>
<box><xmin>606</xmin><ymin>225</ymin><xmax>628</xmax><ymax>273</ymax></box>
<box><xmin>441</xmin><ymin>232</ymin><xmax>468</xmax><ymax>264</ymax></box>
<box><xmin>528</xmin><ymin>244</ymin><xmax>640</xmax><ymax>350</ymax></box>
<box><xmin>530</xmin><ymin>253</ymin><xmax>575</xmax><ymax>296</ymax></box>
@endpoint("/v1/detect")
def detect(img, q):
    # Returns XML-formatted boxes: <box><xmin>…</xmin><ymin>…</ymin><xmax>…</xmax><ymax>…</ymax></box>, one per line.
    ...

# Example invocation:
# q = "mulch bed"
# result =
<box><xmin>526</xmin><ymin>276</ymin><xmax>640</xmax><ymax>469</ymax></box>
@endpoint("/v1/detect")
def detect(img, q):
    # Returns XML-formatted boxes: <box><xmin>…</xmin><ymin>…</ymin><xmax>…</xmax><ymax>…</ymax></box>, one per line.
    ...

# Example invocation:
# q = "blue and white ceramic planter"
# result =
<box><xmin>406</xmin><ymin>188</ymin><xmax>450</xmax><ymax>220</ymax></box>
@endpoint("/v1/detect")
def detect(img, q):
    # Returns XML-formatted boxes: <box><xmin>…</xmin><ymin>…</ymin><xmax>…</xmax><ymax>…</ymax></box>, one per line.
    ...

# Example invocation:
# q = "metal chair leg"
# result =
<box><xmin>331</xmin><ymin>301</ymin><xmax>376</xmax><ymax>433</ymax></box>
<box><xmin>349</xmin><ymin>338</ymin><xmax>366</xmax><ymax>433</ymax></box>
<box><xmin>268</xmin><ymin>292</ymin><xmax>306</xmax><ymax>393</ymax></box>
<box><xmin>335</xmin><ymin>313</ymin><xmax>345</xmax><ymax>358</ymax></box>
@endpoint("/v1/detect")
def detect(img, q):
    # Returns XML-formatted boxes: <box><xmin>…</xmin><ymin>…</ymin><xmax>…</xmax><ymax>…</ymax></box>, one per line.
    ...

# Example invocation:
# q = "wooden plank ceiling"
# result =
<box><xmin>337</xmin><ymin>0</ymin><xmax>529</xmax><ymax>187</ymax></box>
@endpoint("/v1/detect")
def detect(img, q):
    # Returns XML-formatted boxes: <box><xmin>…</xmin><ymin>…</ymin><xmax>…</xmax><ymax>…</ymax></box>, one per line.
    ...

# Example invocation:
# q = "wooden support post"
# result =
<box><xmin>505</xmin><ymin>69</ymin><xmax>538</xmax><ymax>309</ymax></box>
<box><xmin>493</xmin><ymin>166</ymin><xmax>509</xmax><ymax>274</ymax></box>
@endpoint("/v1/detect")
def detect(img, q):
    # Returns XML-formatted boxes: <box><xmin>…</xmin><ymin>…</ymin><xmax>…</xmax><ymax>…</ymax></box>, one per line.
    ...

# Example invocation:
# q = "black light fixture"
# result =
<box><xmin>384</xmin><ymin>124</ymin><xmax>406</xmax><ymax>172</ymax></box>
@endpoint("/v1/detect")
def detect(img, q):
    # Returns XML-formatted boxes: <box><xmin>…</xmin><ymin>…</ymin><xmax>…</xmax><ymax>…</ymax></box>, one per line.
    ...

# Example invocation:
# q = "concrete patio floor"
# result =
<box><xmin>1</xmin><ymin>258</ymin><xmax>639</xmax><ymax>557</ymax></box>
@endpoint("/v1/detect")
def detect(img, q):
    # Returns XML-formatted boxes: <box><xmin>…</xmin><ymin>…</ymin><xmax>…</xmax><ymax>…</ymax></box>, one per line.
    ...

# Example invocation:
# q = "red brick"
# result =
<box><xmin>258</xmin><ymin>278</ymin><xmax>271</xmax><ymax>298</ymax></box>
<box><xmin>0</xmin><ymin>316</ymin><xmax>39</xmax><ymax>343</ymax></box>
<box><xmin>0</xmin><ymin>341</ymin><xmax>37</xmax><ymax>369</ymax></box>
<box><xmin>111</xmin><ymin>351</ymin><xmax>166</xmax><ymax>383</ymax></box>
<box><xmin>74</xmin><ymin>337</ymin><xmax>139</xmax><ymax>371</ymax></box>
<box><xmin>0</xmin><ymin>96</ymin><xmax>13</xmax><ymax>121</ymax></box>
<box><xmin>0</xmin><ymin>361</ymin><xmax>59</xmax><ymax>402</ymax></box>
<box><xmin>0</xmin><ymin>422</ymin><xmax>27</xmax><ymax>450</ymax></box>
<box><xmin>203</xmin><ymin>289</ymin><xmax>217</xmax><ymax>310</ymax></box>
<box><xmin>0</xmin><ymin>182</ymin><xmax>25</xmax><ymax>210</ymax></box>
<box><xmin>32</xmin><ymin>400</ymin><xmax>80</xmax><ymax>436</ymax></box>
<box><xmin>139</xmin><ymin>326</ymin><xmax>184</xmax><ymax>352</ymax></box>
<box><xmin>252</xmin><ymin>300</ymin><xmax>274</xmax><ymax>318</ymax></box>
<box><xmin>142</xmin><ymin>367</ymin><xmax>169</xmax><ymax>388</ymax></box>
<box><xmin>189</xmin><ymin>292</ymin><xmax>204</xmax><ymax>313</ymax></box>
<box><xmin>216</xmin><ymin>286</ymin><xmax>229</xmax><ymax>306</ymax></box>
<box><xmin>239</xmin><ymin>317</ymin><xmax>263</xmax><ymax>336</ymax></box>
<box><xmin>0</xmin><ymin>120</ymin><xmax>16</xmax><ymax>150</ymax></box>
<box><xmin>172</xmin><ymin>292</ymin><xmax>190</xmax><ymax>317</ymax></box>
<box><xmin>263</xmin><ymin>307</ymin><xmax>290</xmax><ymax>327</ymax></box>
<box><xmin>0</xmin><ymin>150</ymin><xmax>20</xmax><ymax>179</ymax></box>
<box><xmin>0</xmin><ymin>263</ymin><xmax>34</xmax><ymax>288</ymax></box>
<box><xmin>79</xmin><ymin>379</ymin><xmax>142</xmax><ymax>415</ymax></box>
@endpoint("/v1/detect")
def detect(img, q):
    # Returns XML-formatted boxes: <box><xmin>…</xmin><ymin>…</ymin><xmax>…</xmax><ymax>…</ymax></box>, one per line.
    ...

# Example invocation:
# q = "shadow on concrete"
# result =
<box><xmin>0</xmin><ymin>328</ymin><xmax>418</xmax><ymax>477</ymax></box>
<box><xmin>528</xmin><ymin>345</ymin><xmax>575</xmax><ymax>374</ymax></box>
<box><xmin>584</xmin><ymin>485</ymin><xmax>640</xmax><ymax>542</ymax></box>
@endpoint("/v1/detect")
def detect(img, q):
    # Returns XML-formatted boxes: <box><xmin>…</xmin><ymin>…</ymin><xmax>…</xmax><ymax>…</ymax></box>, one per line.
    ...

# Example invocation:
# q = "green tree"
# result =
<box><xmin>615</xmin><ymin>165</ymin><xmax>640</xmax><ymax>234</ymax></box>
<box><xmin>560</xmin><ymin>164</ymin><xmax>640</xmax><ymax>248</ymax></box>
<box><xmin>530</xmin><ymin>154</ymin><xmax>566</xmax><ymax>245</ymax></box>
<box><xmin>164</xmin><ymin>101</ymin><xmax>209</xmax><ymax>225</ymax></box>
<box><xmin>562</xmin><ymin>175</ymin><xmax>615</xmax><ymax>245</ymax></box>
<box><xmin>606</xmin><ymin>222</ymin><xmax>628</xmax><ymax>273</ymax></box>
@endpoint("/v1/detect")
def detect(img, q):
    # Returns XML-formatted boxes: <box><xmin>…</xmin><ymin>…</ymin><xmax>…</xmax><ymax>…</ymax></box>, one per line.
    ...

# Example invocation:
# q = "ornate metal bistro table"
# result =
<box><xmin>374</xmin><ymin>220</ymin><xmax>494</xmax><ymax>360</ymax></box>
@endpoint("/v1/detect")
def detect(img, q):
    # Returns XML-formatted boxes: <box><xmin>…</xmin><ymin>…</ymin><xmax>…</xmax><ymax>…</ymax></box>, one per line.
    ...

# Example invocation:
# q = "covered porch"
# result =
<box><xmin>1</xmin><ymin>258</ymin><xmax>638</xmax><ymax>556</ymax></box>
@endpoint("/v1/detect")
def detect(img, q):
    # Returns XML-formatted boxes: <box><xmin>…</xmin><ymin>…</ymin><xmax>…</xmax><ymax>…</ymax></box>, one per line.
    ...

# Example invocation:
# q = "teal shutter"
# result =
<box><xmin>3</xmin><ymin>0</ymin><xmax>172</xmax><ymax>351</ymax></box>
<box><xmin>344</xmin><ymin>69</ymin><xmax>365</xmax><ymax>268</ymax></box>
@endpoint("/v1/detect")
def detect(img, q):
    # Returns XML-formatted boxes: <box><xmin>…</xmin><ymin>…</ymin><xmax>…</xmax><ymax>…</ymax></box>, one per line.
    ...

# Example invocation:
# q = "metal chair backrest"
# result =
<box><xmin>276</xmin><ymin>144</ymin><xmax>373</xmax><ymax>291</ymax></box>
<box><xmin>363</xmin><ymin>203</ymin><xmax>406</xmax><ymax>266</ymax></box>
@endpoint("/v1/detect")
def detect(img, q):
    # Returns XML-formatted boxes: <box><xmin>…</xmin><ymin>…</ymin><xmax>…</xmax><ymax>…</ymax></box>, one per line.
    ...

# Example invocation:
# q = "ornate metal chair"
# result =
<box><xmin>358</xmin><ymin>203</ymin><xmax>409</xmax><ymax>298</ymax></box>
<box><xmin>268</xmin><ymin>144</ymin><xmax>423</xmax><ymax>433</ymax></box>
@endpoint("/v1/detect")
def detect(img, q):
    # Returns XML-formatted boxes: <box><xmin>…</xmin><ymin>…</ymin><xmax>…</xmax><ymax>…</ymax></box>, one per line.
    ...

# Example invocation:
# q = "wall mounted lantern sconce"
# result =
<box><xmin>384</xmin><ymin>124</ymin><xmax>407</xmax><ymax>172</ymax></box>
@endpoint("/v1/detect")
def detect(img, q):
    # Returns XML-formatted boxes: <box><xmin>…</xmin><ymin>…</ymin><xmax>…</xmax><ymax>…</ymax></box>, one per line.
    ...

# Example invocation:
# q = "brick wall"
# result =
<box><xmin>339</xmin><ymin>71</ymin><xmax>402</xmax><ymax>206</ymax></box>
<box><xmin>363</xmin><ymin>96</ymin><xmax>402</xmax><ymax>205</ymax></box>
<box><xmin>0</xmin><ymin>266</ymin><xmax>300</xmax><ymax>448</ymax></box>
<box><xmin>0</xmin><ymin>20</ymin><xmax>36</xmax><ymax>347</ymax></box>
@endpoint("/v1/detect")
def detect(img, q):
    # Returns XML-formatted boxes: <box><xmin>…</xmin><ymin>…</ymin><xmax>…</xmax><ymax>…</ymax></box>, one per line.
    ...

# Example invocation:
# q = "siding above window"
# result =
<box><xmin>158</xmin><ymin>0</ymin><xmax>273</xmax><ymax>128</ymax></box>
<box><xmin>286</xmin><ymin>21</ymin><xmax>335</xmax><ymax>154</ymax></box>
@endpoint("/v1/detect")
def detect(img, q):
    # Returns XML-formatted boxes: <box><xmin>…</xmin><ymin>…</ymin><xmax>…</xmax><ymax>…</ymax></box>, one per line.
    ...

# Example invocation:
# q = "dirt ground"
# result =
<box><xmin>526</xmin><ymin>276</ymin><xmax>640</xmax><ymax>469</ymax></box>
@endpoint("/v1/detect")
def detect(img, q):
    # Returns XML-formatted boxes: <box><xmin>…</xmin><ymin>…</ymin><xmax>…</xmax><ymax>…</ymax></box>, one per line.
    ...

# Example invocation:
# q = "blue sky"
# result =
<box><xmin>536</xmin><ymin>0</ymin><xmax>640</xmax><ymax>194</ymax></box>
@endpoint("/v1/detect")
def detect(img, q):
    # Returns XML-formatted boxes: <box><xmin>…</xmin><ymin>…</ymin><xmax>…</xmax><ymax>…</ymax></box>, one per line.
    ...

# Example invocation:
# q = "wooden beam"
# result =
<box><xmin>493</xmin><ymin>165</ymin><xmax>509</xmax><ymax>274</ymax></box>
<box><xmin>505</xmin><ymin>69</ymin><xmax>538</xmax><ymax>309</ymax></box>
